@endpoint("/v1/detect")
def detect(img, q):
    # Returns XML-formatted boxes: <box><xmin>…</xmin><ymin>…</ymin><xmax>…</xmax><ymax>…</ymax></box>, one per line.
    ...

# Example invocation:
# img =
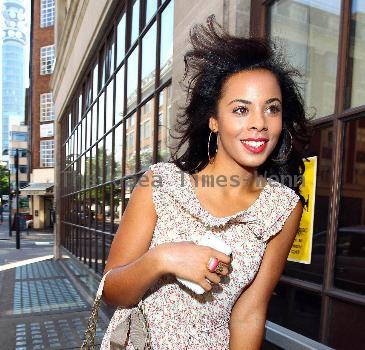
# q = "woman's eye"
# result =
<box><xmin>233</xmin><ymin>106</ymin><xmax>248</xmax><ymax>115</ymax></box>
<box><xmin>267</xmin><ymin>105</ymin><xmax>281</xmax><ymax>114</ymax></box>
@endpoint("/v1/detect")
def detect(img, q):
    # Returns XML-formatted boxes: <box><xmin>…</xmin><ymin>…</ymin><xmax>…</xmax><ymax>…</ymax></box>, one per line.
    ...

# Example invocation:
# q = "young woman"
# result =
<box><xmin>100</xmin><ymin>15</ymin><xmax>311</xmax><ymax>350</ymax></box>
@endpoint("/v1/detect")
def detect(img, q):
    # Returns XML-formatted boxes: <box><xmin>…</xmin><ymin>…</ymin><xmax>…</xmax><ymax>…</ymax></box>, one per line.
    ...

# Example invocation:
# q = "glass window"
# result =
<box><xmin>80</xmin><ymin>155</ymin><xmax>85</xmax><ymax>189</ymax></box>
<box><xmin>40</xmin><ymin>0</ymin><xmax>55</xmax><ymax>28</ymax></box>
<box><xmin>40</xmin><ymin>45</ymin><xmax>55</xmax><ymax>75</ymax></box>
<box><xmin>116</xmin><ymin>14</ymin><xmax>126</xmax><ymax>67</ymax></box>
<box><xmin>267</xmin><ymin>0</ymin><xmax>341</xmax><ymax>117</ymax></box>
<box><xmin>335</xmin><ymin>118</ymin><xmax>365</xmax><ymax>295</ymax></box>
<box><xmin>127</xmin><ymin>47</ymin><xmax>138</xmax><ymax>111</ymax></box>
<box><xmin>40</xmin><ymin>123</ymin><xmax>54</xmax><ymax>138</ymax></box>
<box><xmin>105</xmin><ymin>131</ymin><xmax>113</xmax><ymax>181</ymax></box>
<box><xmin>40</xmin><ymin>93</ymin><xmax>54</xmax><ymax>121</ymax></box>
<box><xmin>10</xmin><ymin>132</ymin><xmax>28</xmax><ymax>142</ymax></box>
<box><xmin>327</xmin><ymin>299</ymin><xmax>365</xmax><ymax>349</ymax></box>
<box><xmin>40</xmin><ymin>140</ymin><xmax>55</xmax><ymax>167</ymax></box>
<box><xmin>140</xmin><ymin>98</ymin><xmax>154</xmax><ymax>171</ymax></box>
<box><xmin>131</xmin><ymin>0</ymin><xmax>140</xmax><ymax>45</ymax></box>
<box><xmin>145</xmin><ymin>0</ymin><xmax>158</xmax><ymax>24</ymax></box>
<box><xmin>125</xmin><ymin>113</ymin><xmax>136</xmax><ymax>175</ymax></box>
<box><xmin>93</xmin><ymin>63</ymin><xmax>99</xmax><ymax>100</ymax></box>
<box><xmin>85</xmin><ymin>150</ymin><xmax>90</xmax><ymax>189</ymax></box>
<box><xmin>141</xmin><ymin>23</ymin><xmax>157</xmax><ymax>99</ymax></box>
<box><xmin>158</xmin><ymin>85</ymin><xmax>172</xmax><ymax>161</ymax></box>
<box><xmin>96</xmin><ymin>187</ymin><xmax>103</xmax><ymax>231</ymax></box>
<box><xmin>105</xmin><ymin>34</ymin><xmax>115</xmax><ymax>82</ymax></box>
<box><xmin>90</xmin><ymin>146</ymin><xmax>96</xmax><ymax>186</ymax></box>
<box><xmin>98</xmin><ymin>92</ymin><xmax>105</xmax><ymax>138</ymax></box>
<box><xmin>160</xmin><ymin>0</ymin><xmax>174</xmax><ymax>84</ymax></box>
<box><xmin>91</xmin><ymin>103</ymin><xmax>97</xmax><ymax>145</ymax></box>
<box><xmin>267</xmin><ymin>282</ymin><xmax>321</xmax><ymax>341</ymax></box>
<box><xmin>105</xmin><ymin>184</ymin><xmax>112</xmax><ymax>232</ymax></box>
<box><xmin>284</xmin><ymin>126</ymin><xmax>334</xmax><ymax>284</ymax></box>
<box><xmin>105</xmin><ymin>81</ymin><xmax>114</xmax><ymax>132</ymax></box>
<box><xmin>115</xmin><ymin>66</ymin><xmax>125</xmax><ymax>124</ymax></box>
<box><xmin>78</xmin><ymin>93</ymin><xmax>83</xmax><ymax>122</ymax></box>
<box><xmin>345</xmin><ymin>0</ymin><xmax>365</xmax><ymax>108</ymax></box>
<box><xmin>97</xmin><ymin>141</ymin><xmax>104</xmax><ymax>184</ymax></box>
<box><xmin>114</xmin><ymin>123</ymin><xmax>124</xmax><ymax>179</ymax></box>
<box><xmin>113</xmin><ymin>180</ymin><xmax>122</xmax><ymax>232</ymax></box>
<box><xmin>85</xmin><ymin>111</ymin><xmax>91</xmax><ymax>150</ymax></box>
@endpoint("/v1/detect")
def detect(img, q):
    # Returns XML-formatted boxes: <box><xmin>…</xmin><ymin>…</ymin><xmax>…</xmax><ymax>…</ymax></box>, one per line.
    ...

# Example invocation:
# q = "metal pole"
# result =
<box><xmin>15</xmin><ymin>149</ymin><xmax>20</xmax><ymax>249</ymax></box>
<box><xmin>8</xmin><ymin>170</ymin><xmax>12</xmax><ymax>237</ymax></box>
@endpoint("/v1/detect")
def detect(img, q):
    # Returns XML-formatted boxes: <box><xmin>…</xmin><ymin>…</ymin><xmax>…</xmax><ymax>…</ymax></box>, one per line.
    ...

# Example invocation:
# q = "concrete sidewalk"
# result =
<box><xmin>0</xmin><ymin>215</ymin><xmax>111</xmax><ymax>349</ymax></box>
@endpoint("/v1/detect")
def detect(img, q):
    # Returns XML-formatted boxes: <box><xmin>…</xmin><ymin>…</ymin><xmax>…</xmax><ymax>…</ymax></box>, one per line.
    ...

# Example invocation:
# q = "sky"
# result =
<box><xmin>0</xmin><ymin>0</ymin><xmax>31</xmax><ymax>157</ymax></box>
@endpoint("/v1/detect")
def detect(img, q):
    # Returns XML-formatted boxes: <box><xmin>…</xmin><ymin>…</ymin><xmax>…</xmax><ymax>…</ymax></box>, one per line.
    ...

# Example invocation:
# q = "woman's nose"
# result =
<box><xmin>247</xmin><ymin>111</ymin><xmax>268</xmax><ymax>131</ymax></box>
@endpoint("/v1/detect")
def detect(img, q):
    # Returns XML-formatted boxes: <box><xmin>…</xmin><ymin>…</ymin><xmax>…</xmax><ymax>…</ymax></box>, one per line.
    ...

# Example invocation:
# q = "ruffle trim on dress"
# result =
<box><xmin>149</xmin><ymin>162</ymin><xmax>300</xmax><ymax>242</ymax></box>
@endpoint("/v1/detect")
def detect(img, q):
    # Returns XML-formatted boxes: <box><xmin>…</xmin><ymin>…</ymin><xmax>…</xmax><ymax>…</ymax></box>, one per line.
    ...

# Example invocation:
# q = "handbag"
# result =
<box><xmin>80</xmin><ymin>269</ymin><xmax>151</xmax><ymax>350</ymax></box>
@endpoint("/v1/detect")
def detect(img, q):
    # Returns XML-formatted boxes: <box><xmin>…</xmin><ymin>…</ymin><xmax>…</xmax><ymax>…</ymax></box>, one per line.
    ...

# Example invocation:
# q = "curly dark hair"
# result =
<box><xmin>168</xmin><ymin>15</ymin><xmax>312</xmax><ymax>205</ymax></box>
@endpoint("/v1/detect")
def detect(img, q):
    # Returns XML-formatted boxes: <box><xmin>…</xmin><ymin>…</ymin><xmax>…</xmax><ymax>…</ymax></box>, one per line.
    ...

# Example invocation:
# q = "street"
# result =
<box><xmin>0</xmin><ymin>215</ymin><xmax>111</xmax><ymax>349</ymax></box>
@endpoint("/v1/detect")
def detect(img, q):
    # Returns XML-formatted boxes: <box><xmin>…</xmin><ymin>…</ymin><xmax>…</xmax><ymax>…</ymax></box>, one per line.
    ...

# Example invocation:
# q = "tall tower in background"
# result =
<box><xmin>1</xmin><ymin>0</ymin><xmax>27</xmax><ymax>153</ymax></box>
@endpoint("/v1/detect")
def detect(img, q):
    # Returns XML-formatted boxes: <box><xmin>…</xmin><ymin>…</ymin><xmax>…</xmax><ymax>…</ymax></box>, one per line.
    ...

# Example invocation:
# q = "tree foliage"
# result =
<box><xmin>0</xmin><ymin>165</ymin><xmax>9</xmax><ymax>196</ymax></box>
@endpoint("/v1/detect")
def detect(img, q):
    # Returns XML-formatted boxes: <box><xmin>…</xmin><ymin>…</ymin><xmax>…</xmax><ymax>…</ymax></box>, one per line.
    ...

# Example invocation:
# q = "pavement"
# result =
<box><xmin>0</xmin><ymin>214</ymin><xmax>113</xmax><ymax>350</ymax></box>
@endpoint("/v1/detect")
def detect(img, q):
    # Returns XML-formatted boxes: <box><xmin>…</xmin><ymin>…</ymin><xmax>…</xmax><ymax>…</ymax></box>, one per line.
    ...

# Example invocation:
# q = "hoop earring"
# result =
<box><xmin>271</xmin><ymin>128</ymin><xmax>293</xmax><ymax>163</ymax></box>
<box><xmin>208</xmin><ymin>130</ymin><xmax>218</xmax><ymax>164</ymax></box>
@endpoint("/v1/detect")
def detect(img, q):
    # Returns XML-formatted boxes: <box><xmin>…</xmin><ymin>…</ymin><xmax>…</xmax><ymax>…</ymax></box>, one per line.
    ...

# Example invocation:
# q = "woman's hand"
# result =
<box><xmin>155</xmin><ymin>241</ymin><xmax>232</xmax><ymax>292</ymax></box>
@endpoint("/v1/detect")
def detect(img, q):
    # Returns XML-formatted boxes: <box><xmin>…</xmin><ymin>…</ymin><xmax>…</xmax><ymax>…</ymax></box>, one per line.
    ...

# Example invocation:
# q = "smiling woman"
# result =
<box><xmin>98</xmin><ymin>14</ymin><xmax>312</xmax><ymax>350</ymax></box>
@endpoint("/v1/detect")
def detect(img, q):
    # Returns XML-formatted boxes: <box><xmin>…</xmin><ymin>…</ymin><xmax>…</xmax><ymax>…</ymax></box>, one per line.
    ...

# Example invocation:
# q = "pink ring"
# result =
<box><xmin>207</xmin><ymin>257</ymin><xmax>219</xmax><ymax>272</ymax></box>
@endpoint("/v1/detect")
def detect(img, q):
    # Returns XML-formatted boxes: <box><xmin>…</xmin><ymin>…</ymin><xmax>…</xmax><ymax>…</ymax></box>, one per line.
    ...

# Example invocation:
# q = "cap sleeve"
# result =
<box><xmin>148</xmin><ymin>162</ymin><xmax>167</xmax><ymax>218</ymax></box>
<box><xmin>260</xmin><ymin>181</ymin><xmax>301</xmax><ymax>242</ymax></box>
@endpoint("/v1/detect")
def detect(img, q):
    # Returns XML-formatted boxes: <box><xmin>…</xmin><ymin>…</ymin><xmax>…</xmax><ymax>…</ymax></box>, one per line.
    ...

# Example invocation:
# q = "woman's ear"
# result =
<box><xmin>209</xmin><ymin>116</ymin><xmax>219</xmax><ymax>132</ymax></box>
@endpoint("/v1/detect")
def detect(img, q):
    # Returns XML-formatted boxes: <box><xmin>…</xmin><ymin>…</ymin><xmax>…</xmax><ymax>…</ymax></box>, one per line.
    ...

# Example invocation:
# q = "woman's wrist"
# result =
<box><xmin>148</xmin><ymin>244</ymin><xmax>171</xmax><ymax>276</ymax></box>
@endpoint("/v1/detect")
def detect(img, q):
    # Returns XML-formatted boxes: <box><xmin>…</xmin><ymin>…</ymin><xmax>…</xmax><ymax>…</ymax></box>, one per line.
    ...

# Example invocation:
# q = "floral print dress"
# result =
<box><xmin>100</xmin><ymin>161</ymin><xmax>300</xmax><ymax>350</ymax></box>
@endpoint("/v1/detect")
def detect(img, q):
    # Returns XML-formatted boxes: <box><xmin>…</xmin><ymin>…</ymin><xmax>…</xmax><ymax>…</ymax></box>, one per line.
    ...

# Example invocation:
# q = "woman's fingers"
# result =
<box><xmin>208</xmin><ymin>248</ymin><xmax>232</xmax><ymax>265</ymax></box>
<box><xmin>213</xmin><ymin>264</ymin><xmax>229</xmax><ymax>276</ymax></box>
<box><xmin>205</xmin><ymin>271</ymin><xmax>221</xmax><ymax>284</ymax></box>
<box><xmin>200</xmin><ymin>279</ymin><xmax>213</xmax><ymax>292</ymax></box>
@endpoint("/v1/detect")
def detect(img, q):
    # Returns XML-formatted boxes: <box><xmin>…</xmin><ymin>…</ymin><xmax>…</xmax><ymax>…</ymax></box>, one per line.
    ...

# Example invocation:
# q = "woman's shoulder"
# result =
<box><xmin>266</xmin><ymin>177</ymin><xmax>301</xmax><ymax>203</ymax></box>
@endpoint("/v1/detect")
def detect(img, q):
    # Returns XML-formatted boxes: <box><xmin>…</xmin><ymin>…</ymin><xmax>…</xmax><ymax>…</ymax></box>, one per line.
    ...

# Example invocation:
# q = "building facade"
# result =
<box><xmin>24</xmin><ymin>0</ymin><xmax>55</xmax><ymax>229</ymax></box>
<box><xmin>1</xmin><ymin>0</ymin><xmax>27</xmax><ymax>154</ymax></box>
<box><xmin>52</xmin><ymin>1</ymin><xmax>364</xmax><ymax>349</ymax></box>
<box><xmin>8</xmin><ymin>124</ymin><xmax>29</xmax><ymax>213</ymax></box>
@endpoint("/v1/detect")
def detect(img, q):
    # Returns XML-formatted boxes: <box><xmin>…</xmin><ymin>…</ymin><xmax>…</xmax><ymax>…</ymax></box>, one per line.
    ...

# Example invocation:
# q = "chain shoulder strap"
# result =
<box><xmin>80</xmin><ymin>270</ymin><xmax>113</xmax><ymax>350</ymax></box>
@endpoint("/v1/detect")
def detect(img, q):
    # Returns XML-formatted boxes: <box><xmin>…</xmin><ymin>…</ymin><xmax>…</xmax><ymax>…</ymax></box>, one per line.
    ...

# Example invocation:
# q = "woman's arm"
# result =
<box><xmin>229</xmin><ymin>200</ymin><xmax>303</xmax><ymax>350</ymax></box>
<box><xmin>102</xmin><ymin>168</ymin><xmax>233</xmax><ymax>308</ymax></box>
<box><xmin>102</xmin><ymin>169</ymin><xmax>166</xmax><ymax>307</ymax></box>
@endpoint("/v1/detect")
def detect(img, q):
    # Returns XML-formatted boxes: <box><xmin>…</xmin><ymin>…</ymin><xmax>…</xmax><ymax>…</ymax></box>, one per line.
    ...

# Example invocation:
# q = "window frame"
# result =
<box><xmin>250</xmin><ymin>0</ymin><xmax>365</xmax><ymax>345</ymax></box>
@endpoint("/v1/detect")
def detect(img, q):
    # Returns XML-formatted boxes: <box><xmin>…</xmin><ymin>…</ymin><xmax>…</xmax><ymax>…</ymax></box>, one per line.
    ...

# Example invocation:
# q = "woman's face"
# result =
<box><xmin>210</xmin><ymin>68</ymin><xmax>283</xmax><ymax>169</ymax></box>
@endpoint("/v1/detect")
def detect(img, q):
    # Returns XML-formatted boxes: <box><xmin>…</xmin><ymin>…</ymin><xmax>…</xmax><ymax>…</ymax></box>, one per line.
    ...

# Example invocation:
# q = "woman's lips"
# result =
<box><xmin>240</xmin><ymin>139</ymin><xmax>269</xmax><ymax>154</ymax></box>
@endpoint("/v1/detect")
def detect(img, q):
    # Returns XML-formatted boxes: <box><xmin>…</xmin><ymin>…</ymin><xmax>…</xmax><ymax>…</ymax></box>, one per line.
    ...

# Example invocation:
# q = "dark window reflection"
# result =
<box><xmin>267</xmin><ymin>282</ymin><xmax>321</xmax><ymax>341</ymax></box>
<box><xmin>327</xmin><ymin>298</ymin><xmax>365</xmax><ymax>349</ymax></box>
<box><xmin>283</xmin><ymin>125</ymin><xmax>334</xmax><ymax>283</ymax></box>
<box><xmin>335</xmin><ymin>118</ymin><xmax>365</xmax><ymax>295</ymax></box>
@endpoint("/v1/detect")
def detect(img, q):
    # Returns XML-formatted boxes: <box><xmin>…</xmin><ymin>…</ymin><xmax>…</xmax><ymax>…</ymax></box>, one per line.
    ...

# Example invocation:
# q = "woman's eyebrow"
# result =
<box><xmin>228</xmin><ymin>97</ymin><xmax>282</xmax><ymax>105</ymax></box>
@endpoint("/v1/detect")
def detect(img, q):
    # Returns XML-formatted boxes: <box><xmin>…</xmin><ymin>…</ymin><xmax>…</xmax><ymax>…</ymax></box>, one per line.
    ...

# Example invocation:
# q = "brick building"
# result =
<box><xmin>22</xmin><ymin>0</ymin><xmax>55</xmax><ymax>229</ymax></box>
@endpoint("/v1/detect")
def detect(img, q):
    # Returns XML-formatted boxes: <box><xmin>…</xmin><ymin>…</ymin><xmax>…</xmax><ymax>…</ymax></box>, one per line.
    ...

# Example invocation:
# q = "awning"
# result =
<box><xmin>20</xmin><ymin>183</ymin><xmax>54</xmax><ymax>195</ymax></box>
